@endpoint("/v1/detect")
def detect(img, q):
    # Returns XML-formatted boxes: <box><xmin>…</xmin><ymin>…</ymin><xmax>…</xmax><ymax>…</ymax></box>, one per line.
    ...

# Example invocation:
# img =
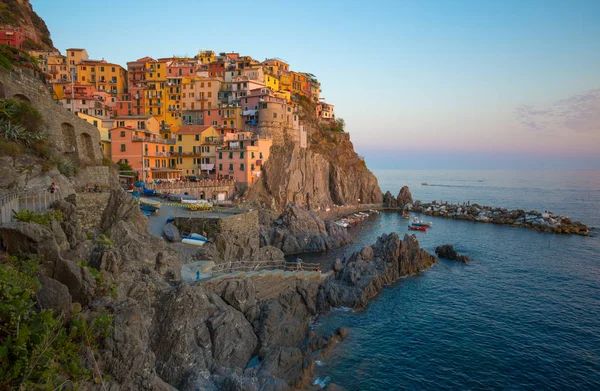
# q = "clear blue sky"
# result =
<box><xmin>33</xmin><ymin>0</ymin><xmax>600</xmax><ymax>169</ymax></box>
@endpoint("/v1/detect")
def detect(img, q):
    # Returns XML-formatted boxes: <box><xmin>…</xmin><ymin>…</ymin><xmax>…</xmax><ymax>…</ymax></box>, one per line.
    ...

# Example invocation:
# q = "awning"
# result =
<box><xmin>242</xmin><ymin>110</ymin><xmax>257</xmax><ymax>116</ymax></box>
<box><xmin>201</xmin><ymin>164</ymin><xmax>215</xmax><ymax>170</ymax></box>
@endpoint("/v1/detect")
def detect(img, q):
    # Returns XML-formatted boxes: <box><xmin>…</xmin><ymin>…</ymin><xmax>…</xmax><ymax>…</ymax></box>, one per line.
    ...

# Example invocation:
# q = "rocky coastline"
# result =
<box><xmin>405</xmin><ymin>201</ymin><xmax>591</xmax><ymax>236</ymax></box>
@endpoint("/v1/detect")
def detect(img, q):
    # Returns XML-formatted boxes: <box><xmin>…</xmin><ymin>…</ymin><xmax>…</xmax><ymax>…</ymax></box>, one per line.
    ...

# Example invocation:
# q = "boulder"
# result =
<box><xmin>382</xmin><ymin>191</ymin><xmax>398</xmax><ymax>208</ymax></box>
<box><xmin>434</xmin><ymin>244</ymin><xmax>471</xmax><ymax>263</ymax></box>
<box><xmin>396</xmin><ymin>186</ymin><xmax>413</xmax><ymax>209</ymax></box>
<box><xmin>36</xmin><ymin>275</ymin><xmax>72</xmax><ymax>315</ymax></box>
<box><xmin>0</xmin><ymin>222</ymin><xmax>60</xmax><ymax>263</ymax></box>
<box><xmin>53</xmin><ymin>257</ymin><xmax>97</xmax><ymax>304</ymax></box>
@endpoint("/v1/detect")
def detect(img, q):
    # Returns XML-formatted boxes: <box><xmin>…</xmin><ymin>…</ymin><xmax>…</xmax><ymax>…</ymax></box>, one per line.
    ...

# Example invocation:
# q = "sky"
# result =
<box><xmin>32</xmin><ymin>0</ymin><xmax>600</xmax><ymax>169</ymax></box>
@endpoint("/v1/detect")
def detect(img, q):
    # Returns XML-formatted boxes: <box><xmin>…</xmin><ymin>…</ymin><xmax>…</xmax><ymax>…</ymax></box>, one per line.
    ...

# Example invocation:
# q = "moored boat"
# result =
<box><xmin>163</xmin><ymin>223</ymin><xmax>181</xmax><ymax>242</ymax></box>
<box><xmin>139</xmin><ymin>197</ymin><xmax>161</xmax><ymax>207</ymax></box>
<box><xmin>408</xmin><ymin>225</ymin><xmax>427</xmax><ymax>231</ymax></box>
<box><xmin>140</xmin><ymin>203</ymin><xmax>158</xmax><ymax>212</ymax></box>
<box><xmin>181</xmin><ymin>238</ymin><xmax>206</xmax><ymax>247</ymax></box>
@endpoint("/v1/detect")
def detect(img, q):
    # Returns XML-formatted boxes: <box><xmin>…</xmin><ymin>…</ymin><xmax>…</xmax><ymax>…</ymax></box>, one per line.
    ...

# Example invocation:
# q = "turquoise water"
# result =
<box><xmin>312</xmin><ymin>170</ymin><xmax>600</xmax><ymax>390</ymax></box>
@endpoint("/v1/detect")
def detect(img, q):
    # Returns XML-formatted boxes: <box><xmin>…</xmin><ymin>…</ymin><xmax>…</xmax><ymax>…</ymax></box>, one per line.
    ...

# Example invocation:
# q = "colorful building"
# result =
<box><xmin>0</xmin><ymin>26</ymin><xmax>41</xmax><ymax>49</ymax></box>
<box><xmin>216</xmin><ymin>132</ymin><xmax>272</xmax><ymax>186</ymax></box>
<box><xmin>171</xmin><ymin>125</ymin><xmax>217</xmax><ymax>178</ymax></box>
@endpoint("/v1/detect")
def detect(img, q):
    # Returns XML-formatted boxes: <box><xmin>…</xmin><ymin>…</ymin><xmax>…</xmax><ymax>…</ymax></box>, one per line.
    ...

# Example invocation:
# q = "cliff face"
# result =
<box><xmin>0</xmin><ymin>0</ymin><xmax>55</xmax><ymax>50</ymax></box>
<box><xmin>250</xmin><ymin>130</ymin><xmax>382</xmax><ymax>211</ymax></box>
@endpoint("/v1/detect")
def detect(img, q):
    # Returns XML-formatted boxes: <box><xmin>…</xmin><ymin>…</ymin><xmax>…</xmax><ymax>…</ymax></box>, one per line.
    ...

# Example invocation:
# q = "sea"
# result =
<box><xmin>309</xmin><ymin>170</ymin><xmax>600</xmax><ymax>390</ymax></box>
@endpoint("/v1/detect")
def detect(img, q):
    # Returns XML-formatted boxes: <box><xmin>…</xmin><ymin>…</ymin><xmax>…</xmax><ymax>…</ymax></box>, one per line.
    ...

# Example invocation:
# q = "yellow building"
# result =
<box><xmin>66</xmin><ymin>48</ymin><xmax>88</xmax><ymax>66</ymax></box>
<box><xmin>265</xmin><ymin>74</ymin><xmax>280</xmax><ymax>92</ymax></box>
<box><xmin>220</xmin><ymin>104</ymin><xmax>243</xmax><ymax>130</ymax></box>
<box><xmin>165</xmin><ymin>78</ymin><xmax>182</xmax><ymax>130</ymax></box>
<box><xmin>77</xmin><ymin>112</ymin><xmax>115</xmax><ymax>157</ymax></box>
<box><xmin>144</xmin><ymin>59</ymin><xmax>168</xmax><ymax>126</ymax></box>
<box><xmin>197</xmin><ymin>50</ymin><xmax>215</xmax><ymax>64</ymax></box>
<box><xmin>114</xmin><ymin>115</ymin><xmax>160</xmax><ymax>134</ymax></box>
<box><xmin>171</xmin><ymin>125</ymin><xmax>216</xmax><ymax>177</ymax></box>
<box><xmin>279</xmin><ymin>72</ymin><xmax>292</xmax><ymax>93</ymax></box>
<box><xmin>77</xmin><ymin>60</ymin><xmax>127</xmax><ymax>98</ymax></box>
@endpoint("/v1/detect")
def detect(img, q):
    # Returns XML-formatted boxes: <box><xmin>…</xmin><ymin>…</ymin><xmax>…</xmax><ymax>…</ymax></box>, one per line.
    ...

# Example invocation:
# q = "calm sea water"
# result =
<box><xmin>311</xmin><ymin>170</ymin><xmax>600</xmax><ymax>390</ymax></box>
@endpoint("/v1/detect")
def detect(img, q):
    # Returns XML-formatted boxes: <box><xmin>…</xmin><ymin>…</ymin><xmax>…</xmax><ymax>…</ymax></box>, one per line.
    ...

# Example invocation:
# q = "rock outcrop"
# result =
<box><xmin>383</xmin><ymin>186</ymin><xmax>413</xmax><ymax>209</ymax></box>
<box><xmin>260</xmin><ymin>204</ymin><xmax>351</xmax><ymax>254</ymax></box>
<box><xmin>248</xmin><ymin>132</ymin><xmax>382</xmax><ymax>211</ymax></box>
<box><xmin>318</xmin><ymin>232</ymin><xmax>438</xmax><ymax>311</ymax></box>
<box><xmin>435</xmin><ymin>244</ymin><xmax>471</xmax><ymax>263</ymax></box>
<box><xmin>408</xmin><ymin>202</ymin><xmax>591</xmax><ymax>235</ymax></box>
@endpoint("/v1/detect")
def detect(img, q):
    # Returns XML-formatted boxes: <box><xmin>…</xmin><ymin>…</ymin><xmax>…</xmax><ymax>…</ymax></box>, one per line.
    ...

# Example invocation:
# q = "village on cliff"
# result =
<box><xmin>2</xmin><ymin>27</ymin><xmax>338</xmax><ymax>186</ymax></box>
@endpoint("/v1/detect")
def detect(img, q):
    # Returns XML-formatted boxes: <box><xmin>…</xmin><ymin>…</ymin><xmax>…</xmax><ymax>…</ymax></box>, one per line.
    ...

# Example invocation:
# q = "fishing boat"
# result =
<box><xmin>408</xmin><ymin>225</ymin><xmax>427</xmax><ymax>231</ymax></box>
<box><xmin>181</xmin><ymin>237</ymin><xmax>206</xmax><ymax>247</ymax></box>
<box><xmin>421</xmin><ymin>183</ymin><xmax>429</xmax><ymax>186</ymax></box>
<box><xmin>139</xmin><ymin>197</ymin><xmax>161</xmax><ymax>208</ymax></box>
<box><xmin>163</xmin><ymin>223</ymin><xmax>181</xmax><ymax>242</ymax></box>
<box><xmin>141</xmin><ymin>210</ymin><xmax>151</xmax><ymax>217</ymax></box>
<box><xmin>188</xmin><ymin>233</ymin><xmax>208</xmax><ymax>241</ymax></box>
<box><xmin>140</xmin><ymin>203</ymin><xmax>158</xmax><ymax>212</ymax></box>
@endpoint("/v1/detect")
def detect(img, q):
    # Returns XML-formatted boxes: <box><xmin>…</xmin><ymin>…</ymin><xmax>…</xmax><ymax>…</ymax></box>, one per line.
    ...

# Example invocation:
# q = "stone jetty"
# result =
<box><xmin>406</xmin><ymin>201</ymin><xmax>590</xmax><ymax>236</ymax></box>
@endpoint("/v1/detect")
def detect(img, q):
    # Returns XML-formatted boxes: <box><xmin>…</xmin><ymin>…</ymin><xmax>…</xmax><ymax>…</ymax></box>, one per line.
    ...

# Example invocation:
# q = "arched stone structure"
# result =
<box><xmin>12</xmin><ymin>93</ymin><xmax>31</xmax><ymax>104</ymax></box>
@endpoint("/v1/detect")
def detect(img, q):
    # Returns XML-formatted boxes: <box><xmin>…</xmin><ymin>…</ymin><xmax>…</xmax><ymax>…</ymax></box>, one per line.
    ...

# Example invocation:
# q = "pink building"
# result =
<box><xmin>60</xmin><ymin>84</ymin><xmax>114</xmax><ymax>117</ymax></box>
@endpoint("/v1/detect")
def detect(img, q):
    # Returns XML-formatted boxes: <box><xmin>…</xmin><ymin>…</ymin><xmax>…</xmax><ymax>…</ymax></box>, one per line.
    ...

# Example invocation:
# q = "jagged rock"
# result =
<box><xmin>382</xmin><ymin>191</ymin><xmax>398</xmax><ymax>208</ymax></box>
<box><xmin>435</xmin><ymin>244</ymin><xmax>471</xmax><ymax>263</ymax></box>
<box><xmin>397</xmin><ymin>186</ymin><xmax>413</xmax><ymax>209</ymax></box>
<box><xmin>100</xmin><ymin>188</ymin><xmax>148</xmax><ymax>234</ymax></box>
<box><xmin>318</xmin><ymin>233</ymin><xmax>437</xmax><ymax>311</ymax></box>
<box><xmin>263</xmin><ymin>203</ymin><xmax>350</xmax><ymax>254</ymax></box>
<box><xmin>36</xmin><ymin>275</ymin><xmax>72</xmax><ymax>315</ymax></box>
<box><xmin>52</xmin><ymin>199</ymin><xmax>87</xmax><ymax>246</ymax></box>
<box><xmin>53</xmin><ymin>257</ymin><xmax>96</xmax><ymax>304</ymax></box>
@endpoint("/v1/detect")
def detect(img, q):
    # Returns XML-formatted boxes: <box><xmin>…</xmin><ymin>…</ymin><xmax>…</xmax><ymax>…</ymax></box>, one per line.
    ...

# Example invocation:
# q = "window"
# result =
<box><xmin>259</xmin><ymin>152</ymin><xmax>263</xmax><ymax>159</ymax></box>
<box><xmin>111</xmin><ymin>67</ymin><xmax>115</xmax><ymax>72</ymax></box>
<box><xmin>273</xmin><ymin>113</ymin><xmax>277</xmax><ymax>119</ymax></box>
<box><xmin>251</xmin><ymin>152</ymin><xmax>255</xmax><ymax>158</ymax></box>
<box><xmin>219</xmin><ymin>164</ymin><xmax>223</xmax><ymax>170</ymax></box>
<box><xmin>120</xmin><ymin>144</ymin><xmax>126</xmax><ymax>152</ymax></box>
<box><xmin>251</xmin><ymin>164</ymin><xmax>255</xmax><ymax>171</ymax></box>
<box><xmin>177</xmin><ymin>135</ymin><xmax>182</xmax><ymax>141</ymax></box>
<box><xmin>93</xmin><ymin>120</ymin><xmax>98</xmax><ymax>127</ymax></box>
<box><xmin>240</xmin><ymin>163</ymin><xmax>244</xmax><ymax>171</ymax></box>
<box><xmin>229</xmin><ymin>164</ymin><xmax>233</xmax><ymax>171</ymax></box>
<box><xmin>240</xmin><ymin>152</ymin><xmax>244</xmax><ymax>158</ymax></box>
<box><xmin>66</xmin><ymin>98</ymin><xmax>71</xmax><ymax>104</ymax></box>
<box><xmin>120</xmin><ymin>131</ymin><xmax>125</xmax><ymax>137</ymax></box>
<box><xmin>195</xmin><ymin>135</ymin><xmax>199</xmax><ymax>141</ymax></box>
<box><xmin>100</xmin><ymin>66</ymin><xmax>104</xmax><ymax>72</ymax></box>
<box><xmin>228</xmin><ymin>152</ymin><xmax>233</xmax><ymax>159</ymax></box>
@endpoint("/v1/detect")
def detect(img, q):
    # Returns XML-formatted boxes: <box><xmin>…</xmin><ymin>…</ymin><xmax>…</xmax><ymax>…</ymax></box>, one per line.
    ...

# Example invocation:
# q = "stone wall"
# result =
<box><xmin>174</xmin><ymin>210</ymin><xmax>258</xmax><ymax>238</ymax></box>
<box><xmin>69</xmin><ymin>192</ymin><xmax>111</xmax><ymax>232</ymax></box>
<box><xmin>148</xmin><ymin>183</ymin><xmax>235</xmax><ymax>200</ymax></box>
<box><xmin>0</xmin><ymin>67</ymin><xmax>103</xmax><ymax>166</ymax></box>
<box><xmin>74</xmin><ymin>166</ymin><xmax>119</xmax><ymax>190</ymax></box>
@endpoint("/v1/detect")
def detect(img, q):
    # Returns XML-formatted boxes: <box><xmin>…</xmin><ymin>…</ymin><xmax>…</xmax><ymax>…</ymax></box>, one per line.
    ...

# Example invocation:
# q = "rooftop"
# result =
<box><xmin>176</xmin><ymin>125</ymin><xmax>213</xmax><ymax>134</ymax></box>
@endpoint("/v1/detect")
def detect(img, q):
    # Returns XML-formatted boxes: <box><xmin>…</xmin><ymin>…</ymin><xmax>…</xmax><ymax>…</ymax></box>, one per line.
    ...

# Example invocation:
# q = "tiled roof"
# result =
<box><xmin>176</xmin><ymin>125</ymin><xmax>213</xmax><ymax>134</ymax></box>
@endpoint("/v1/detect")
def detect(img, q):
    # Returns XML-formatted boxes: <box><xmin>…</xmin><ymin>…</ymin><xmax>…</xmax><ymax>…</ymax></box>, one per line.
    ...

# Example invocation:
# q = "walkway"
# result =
<box><xmin>182</xmin><ymin>260</ymin><xmax>327</xmax><ymax>285</ymax></box>
<box><xmin>0</xmin><ymin>189</ymin><xmax>63</xmax><ymax>224</ymax></box>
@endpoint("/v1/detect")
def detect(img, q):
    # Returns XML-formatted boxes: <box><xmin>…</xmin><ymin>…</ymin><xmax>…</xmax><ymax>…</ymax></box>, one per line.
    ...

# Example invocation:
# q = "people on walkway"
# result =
<box><xmin>296</xmin><ymin>257</ymin><xmax>303</xmax><ymax>271</ymax></box>
<box><xmin>49</xmin><ymin>182</ymin><xmax>57</xmax><ymax>194</ymax></box>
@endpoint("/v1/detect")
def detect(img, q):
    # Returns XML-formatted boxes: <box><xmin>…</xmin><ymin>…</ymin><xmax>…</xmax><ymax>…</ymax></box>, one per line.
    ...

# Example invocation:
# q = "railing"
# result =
<box><xmin>0</xmin><ymin>190</ymin><xmax>63</xmax><ymax>224</ymax></box>
<box><xmin>206</xmin><ymin>260</ymin><xmax>321</xmax><ymax>275</ymax></box>
<box><xmin>146</xmin><ymin>179</ymin><xmax>234</xmax><ymax>189</ymax></box>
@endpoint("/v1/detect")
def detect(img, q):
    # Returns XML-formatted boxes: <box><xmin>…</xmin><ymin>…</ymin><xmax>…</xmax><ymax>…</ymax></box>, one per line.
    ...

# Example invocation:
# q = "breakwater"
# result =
<box><xmin>407</xmin><ymin>201</ymin><xmax>591</xmax><ymax>235</ymax></box>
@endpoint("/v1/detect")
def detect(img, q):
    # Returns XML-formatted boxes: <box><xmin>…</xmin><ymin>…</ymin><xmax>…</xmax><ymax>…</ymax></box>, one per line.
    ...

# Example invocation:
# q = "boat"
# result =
<box><xmin>181</xmin><ymin>199</ymin><xmax>212</xmax><ymax>204</ymax></box>
<box><xmin>133</xmin><ymin>181</ymin><xmax>145</xmax><ymax>188</ymax></box>
<box><xmin>163</xmin><ymin>223</ymin><xmax>181</xmax><ymax>242</ymax></box>
<box><xmin>143</xmin><ymin>188</ymin><xmax>157</xmax><ymax>196</ymax></box>
<box><xmin>188</xmin><ymin>233</ymin><xmax>208</xmax><ymax>242</ymax></box>
<box><xmin>400</xmin><ymin>213</ymin><xmax>410</xmax><ymax>220</ymax></box>
<box><xmin>168</xmin><ymin>193</ymin><xmax>197</xmax><ymax>202</ymax></box>
<box><xmin>408</xmin><ymin>225</ymin><xmax>427</xmax><ymax>231</ymax></box>
<box><xmin>412</xmin><ymin>222</ymin><xmax>432</xmax><ymax>227</ymax></box>
<box><xmin>182</xmin><ymin>238</ymin><xmax>206</xmax><ymax>247</ymax></box>
<box><xmin>421</xmin><ymin>183</ymin><xmax>429</xmax><ymax>186</ymax></box>
<box><xmin>141</xmin><ymin>210</ymin><xmax>151</xmax><ymax>217</ymax></box>
<box><xmin>140</xmin><ymin>203</ymin><xmax>158</xmax><ymax>212</ymax></box>
<box><xmin>139</xmin><ymin>197</ymin><xmax>161</xmax><ymax>208</ymax></box>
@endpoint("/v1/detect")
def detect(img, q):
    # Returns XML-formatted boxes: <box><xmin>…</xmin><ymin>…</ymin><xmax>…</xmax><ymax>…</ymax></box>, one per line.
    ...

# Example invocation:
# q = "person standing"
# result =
<box><xmin>196</xmin><ymin>270</ymin><xmax>201</xmax><ymax>281</ymax></box>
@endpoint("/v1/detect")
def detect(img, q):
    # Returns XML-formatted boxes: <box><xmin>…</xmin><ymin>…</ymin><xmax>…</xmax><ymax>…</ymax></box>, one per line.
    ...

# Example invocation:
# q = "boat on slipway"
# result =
<box><xmin>139</xmin><ymin>197</ymin><xmax>161</xmax><ymax>208</ymax></box>
<box><xmin>163</xmin><ymin>223</ymin><xmax>181</xmax><ymax>242</ymax></box>
<box><xmin>181</xmin><ymin>233</ymin><xmax>208</xmax><ymax>246</ymax></box>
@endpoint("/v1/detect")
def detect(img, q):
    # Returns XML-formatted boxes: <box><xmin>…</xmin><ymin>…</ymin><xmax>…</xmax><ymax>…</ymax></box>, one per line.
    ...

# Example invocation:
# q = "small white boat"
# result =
<box><xmin>181</xmin><ymin>199</ymin><xmax>213</xmax><ymax>205</ymax></box>
<box><xmin>188</xmin><ymin>233</ymin><xmax>208</xmax><ymax>241</ymax></box>
<box><xmin>182</xmin><ymin>238</ymin><xmax>206</xmax><ymax>247</ymax></box>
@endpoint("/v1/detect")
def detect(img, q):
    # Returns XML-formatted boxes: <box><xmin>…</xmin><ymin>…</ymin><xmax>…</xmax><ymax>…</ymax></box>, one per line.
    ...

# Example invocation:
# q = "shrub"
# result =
<box><xmin>97</xmin><ymin>234</ymin><xmax>114</xmax><ymax>247</ymax></box>
<box><xmin>0</xmin><ymin>255</ymin><xmax>114</xmax><ymax>389</ymax></box>
<box><xmin>56</xmin><ymin>157</ymin><xmax>79</xmax><ymax>177</ymax></box>
<box><xmin>13</xmin><ymin>209</ymin><xmax>63</xmax><ymax>226</ymax></box>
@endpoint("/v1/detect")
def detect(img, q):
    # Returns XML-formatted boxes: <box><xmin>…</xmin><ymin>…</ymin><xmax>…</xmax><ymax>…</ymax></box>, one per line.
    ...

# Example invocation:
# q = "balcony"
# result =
<box><xmin>169</xmin><ymin>151</ymin><xmax>201</xmax><ymax>157</ymax></box>
<box><xmin>143</xmin><ymin>151</ymin><xmax>169</xmax><ymax>157</ymax></box>
<box><xmin>132</xmin><ymin>135</ymin><xmax>173</xmax><ymax>144</ymax></box>
<box><xmin>204</xmin><ymin>136</ymin><xmax>223</xmax><ymax>145</ymax></box>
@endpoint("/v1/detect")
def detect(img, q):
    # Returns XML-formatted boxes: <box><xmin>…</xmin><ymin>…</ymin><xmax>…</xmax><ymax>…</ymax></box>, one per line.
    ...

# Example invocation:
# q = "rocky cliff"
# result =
<box><xmin>0</xmin><ymin>0</ymin><xmax>55</xmax><ymax>50</ymax></box>
<box><xmin>249</xmin><ymin>130</ymin><xmax>382</xmax><ymax>211</ymax></box>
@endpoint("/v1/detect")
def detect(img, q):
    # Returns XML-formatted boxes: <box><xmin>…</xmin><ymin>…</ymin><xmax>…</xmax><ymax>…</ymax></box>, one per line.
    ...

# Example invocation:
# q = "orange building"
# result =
<box><xmin>110</xmin><ymin>126</ymin><xmax>179</xmax><ymax>181</ymax></box>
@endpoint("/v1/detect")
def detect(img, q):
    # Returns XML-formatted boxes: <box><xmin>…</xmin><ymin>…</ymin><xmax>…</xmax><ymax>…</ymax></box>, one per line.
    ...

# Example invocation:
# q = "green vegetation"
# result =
<box><xmin>55</xmin><ymin>156</ymin><xmax>79</xmax><ymax>177</ymax></box>
<box><xmin>0</xmin><ymin>99</ymin><xmax>45</xmax><ymax>147</ymax></box>
<box><xmin>323</xmin><ymin>118</ymin><xmax>346</xmax><ymax>133</ymax></box>
<box><xmin>97</xmin><ymin>234</ymin><xmax>114</xmax><ymax>247</ymax></box>
<box><xmin>0</xmin><ymin>254</ymin><xmax>113</xmax><ymax>390</ymax></box>
<box><xmin>0</xmin><ymin>45</ymin><xmax>41</xmax><ymax>72</ymax></box>
<box><xmin>116</xmin><ymin>160</ymin><xmax>134</xmax><ymax>174</ymax></box>
<box><xmin>13</xmin><ymin>209</ymin><xmax>62</xmax><ymax>226</ymax></box>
